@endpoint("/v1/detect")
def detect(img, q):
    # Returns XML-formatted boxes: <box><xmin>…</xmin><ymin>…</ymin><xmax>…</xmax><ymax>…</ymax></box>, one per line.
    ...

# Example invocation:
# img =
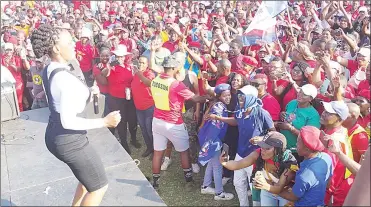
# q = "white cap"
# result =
<box><xmin>359</xmin><ymin>6</ymin><xmax>368</xmax><ymax>13</ymax></box>
<box><xmin>218</xmin><ymin>43</ymin><xmax>230</xmax><ymax>52</ymax></box>
<box><xmin>357</xmin><ymin>47</ymin><xmax>370</xmax><ymax>58</ymax></box>
<box><xmin>238</xmin><ymin>85</ymin><xmax>258</xmax><ymax>98</ymax></box>
<box><xmin>179</xmin><ymin>17</ymin><xmax>190</xmax><ymax>25</ymax></box>
<box><xmin>3</xmin><ymin>43</ymin><xmax>14</xmax><ymax>50</ymax></box>
<box><xmin>5</xmin><ymin>8</ymin><xmax>12</xmax><ymax>15</ymax></box>
<box><xmin>136</xmin><ymin>3</ymin><xmax>144</xmax><ymax>9</ymax></box>
<box><xmin>301</xmin><ymin>84</ymin><xmax>318</xmax><ymax>99</ymax></box>
<box><xmin>112</xmin><ymin>44</ymin><xmax>131</xmax><ymax>56</ymax></box>
<box><xmin>81</xmin><ymin>27</ymin><xmax>92</xmax><ymax>39</ymax></box>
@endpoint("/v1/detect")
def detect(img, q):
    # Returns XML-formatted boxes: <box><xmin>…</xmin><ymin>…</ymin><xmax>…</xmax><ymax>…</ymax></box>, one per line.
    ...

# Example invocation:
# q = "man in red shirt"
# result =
<box><xmin>353</xmin><ymin>89</ymin><xmax>371</xmax><ymax>135</ymax></box>
<box><xmin>162</xmin><ymin>29</ymin><xmax>179</xmax><ymax>53</ymax></box>
<box><xmin>342</xmin><ymin>103</ymin><xmax>369</xmax><ymax>163</ymax></box>
<box><xmin>250</xmin><ymin>74</ymin><xmax>281</xmax><ymax>121</ymax></box>
<box><xmin>320</xmin><ymin>101</ymin><xmax>354</xmax><ymax>206</ymax></box>
<box><xmin>75</xmin><ymin>28</ymin><xmax>95</xmax><ymax>87</ymax></box>
<box><xmin>1</xmin><ymin>42</ymin><xmax>29</xmax><ymax>111</ymax></box>
<box><xmin>103</xmin><ymin>10</ymin><xmax>119</xmax><ymax>29</ymax></box>
<box><xmin>131</xmin><ymin>56</ymin><xmax>156</xmax><ymax>157</ymax></box>
<box><xmin>150</xmin><ymin>55</ymin><xmax>209</xmax><ymax>190</ymax></box>
<box><xmin>228</xmin><ymin>39</ymin><xmax>248</xmax><ymax>72</ymax></box>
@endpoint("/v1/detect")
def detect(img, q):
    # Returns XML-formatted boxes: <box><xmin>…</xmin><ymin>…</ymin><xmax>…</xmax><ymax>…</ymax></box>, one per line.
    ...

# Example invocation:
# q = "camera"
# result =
<box><xmin>335</xmin><ymin>29</ymin><xmax>342</xmax><ymax>36</ymax></box>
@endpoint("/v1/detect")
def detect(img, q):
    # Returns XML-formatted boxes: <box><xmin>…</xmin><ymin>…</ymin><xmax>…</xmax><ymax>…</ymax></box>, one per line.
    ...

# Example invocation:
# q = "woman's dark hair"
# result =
<box><xmin>293</xmin><ymin>61</ymin><xmax>310</xmax><ymax>85</ymax></box>
<box><xmin>30</xmin><ymin>24</ymin><xmax>62</xmax><ymax>58</ymax></box>
<box><xmin>250</xmin><ymin>147</ymin><xmax>287</xmax><ymax>183</ymax></box>
<box><xmin>227</xmin><ymin>72</ymin><xmax>248</xmax><ymax>87</ymax></box>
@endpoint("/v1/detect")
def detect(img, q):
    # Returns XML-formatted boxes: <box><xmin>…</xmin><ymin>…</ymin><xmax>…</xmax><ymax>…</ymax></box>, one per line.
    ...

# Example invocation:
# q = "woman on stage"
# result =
<box><xmin>30</xmin><ymin>24</ymin><xmax>121</xmax><ymax>206</ymax></box>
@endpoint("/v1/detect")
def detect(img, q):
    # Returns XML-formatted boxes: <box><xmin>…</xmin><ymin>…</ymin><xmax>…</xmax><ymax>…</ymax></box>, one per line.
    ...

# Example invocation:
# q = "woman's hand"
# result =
<box><xmin>219</xmin><ymin>151</ymin><xmax>229</xmax><ymax>164</ymax></box>
<box><xmin>253</xmin><ymin>176</ymin><xmax>270</xmax><ymax>191</ymax></box>
<box><xmin>280</xmin><ymin>112</ymin><xmax>287</xmax><ymax>122</ymax></box>
<box><xmin>204</xmin><ymin>113</ymin><xmax>219</xmax><ymax>121</ymax></box>
<box><xmin>250</xmin><ymin>136</ymin><xmax>263</xmax><ymax>145</ymax></box>
<box><xmin>103</xmin><ymin>110</ymin><xmax>121</xmax><ymax>128</ymax></box>
<box><xmin>276</xmin><ymin>122</ymin><xmax>293</xmax><ymax>131</ymax></box>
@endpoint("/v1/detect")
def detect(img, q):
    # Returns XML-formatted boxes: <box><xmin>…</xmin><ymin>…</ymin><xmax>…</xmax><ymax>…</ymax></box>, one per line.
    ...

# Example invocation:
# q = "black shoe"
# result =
<box><xmin>130</xmin><ymin>140</ymin><xmax>142</xmax><ymax>149</ymax></box>
<box><xmin>152</xmin><ymin>182</ymin><xmax>159</xmax><ymax>190</ymax></box>
<box><xmin>142</xmin><ymin>148</ymin><xmax>153</xmax><ymax>157</ymax></box>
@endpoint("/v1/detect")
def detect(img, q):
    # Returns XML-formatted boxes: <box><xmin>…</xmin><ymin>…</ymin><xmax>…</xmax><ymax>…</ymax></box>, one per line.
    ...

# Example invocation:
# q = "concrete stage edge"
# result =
<box><xmin>1</xmin><ymin>108</ymin><xmax>165</xmax><ymax>206</ymax></box>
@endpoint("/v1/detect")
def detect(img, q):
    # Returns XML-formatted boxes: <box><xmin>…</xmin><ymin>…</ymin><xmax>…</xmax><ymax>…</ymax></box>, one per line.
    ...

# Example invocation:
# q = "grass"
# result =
<box><xmin>118</xmin><ymin>129</ymin><xmax>240</xmax><ymax>206</ymax></box>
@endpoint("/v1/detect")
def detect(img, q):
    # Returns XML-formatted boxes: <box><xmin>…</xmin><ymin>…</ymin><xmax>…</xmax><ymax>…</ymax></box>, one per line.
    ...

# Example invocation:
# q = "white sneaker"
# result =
<box><xmin>201</xmin><ymin>186</ymin><xmax>215</xmax><ymax>195</ymax></box>
<box><xmin>222</xmin><ymin>177</ymin><xmax>231</xmax><ymax>186</ymax></box>
<box><xmin>192</xmin><ymin>163</ymin><xmax>200</xmax><ymax>173</ymax></box>
<box><xmin>214</xmin><ymin>192</ymin><xmax>234</xmax><ymax>201</ymax></box>
<box><xmin>161</xmin><ymin>157</ymin><xmax>172</xmax><ymax>171</ymax></box>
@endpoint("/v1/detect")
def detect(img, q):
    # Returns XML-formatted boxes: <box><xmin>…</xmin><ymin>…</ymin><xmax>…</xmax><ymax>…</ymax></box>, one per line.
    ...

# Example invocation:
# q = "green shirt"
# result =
<box><xmin>281</xmin><ymin>100</ymin><xmax>321</xmax><ymax>151</ymax></box>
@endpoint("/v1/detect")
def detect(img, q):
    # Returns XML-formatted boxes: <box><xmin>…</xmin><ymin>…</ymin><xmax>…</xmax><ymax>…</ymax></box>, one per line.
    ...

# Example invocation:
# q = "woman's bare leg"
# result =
<box><xmin>80</xmin><ymin>184</ymin><xmax>109</xmax><ymax>206</ymax></box>
<box><xmin>72</xmin><ymin>183</ymin><xmax>88</xmax><ymax>206</ymax></box>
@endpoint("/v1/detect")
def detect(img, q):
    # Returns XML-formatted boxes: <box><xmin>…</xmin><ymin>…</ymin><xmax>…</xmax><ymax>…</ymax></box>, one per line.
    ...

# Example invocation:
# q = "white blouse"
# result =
<box><xmin>46</xmin><ymin>62</ymin><xmax>105</xmax><ymax>130</ymax></box>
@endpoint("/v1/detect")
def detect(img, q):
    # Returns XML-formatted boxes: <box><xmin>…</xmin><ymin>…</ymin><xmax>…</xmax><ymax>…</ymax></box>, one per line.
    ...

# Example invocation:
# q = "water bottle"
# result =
<box><xmin>125</xmin><ymin>87</ymin><xmax>131</xmax><ymax>100</ymax></box>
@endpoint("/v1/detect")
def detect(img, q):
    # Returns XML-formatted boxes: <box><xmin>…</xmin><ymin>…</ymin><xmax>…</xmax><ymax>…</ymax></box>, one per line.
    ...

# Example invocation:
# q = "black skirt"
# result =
<box><xmin>45</xmin><ymin>122</ymin><xmax>108</xmax><ymax>192</ymax></box>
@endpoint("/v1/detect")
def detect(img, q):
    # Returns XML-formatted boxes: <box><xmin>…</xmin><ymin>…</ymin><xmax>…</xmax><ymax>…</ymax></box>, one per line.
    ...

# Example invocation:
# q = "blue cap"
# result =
<box><xmin>322</xmin><ymin>101</ymin><xmax>349</xmax><ymax>121</ymax></box>
<box><xmin>214</xmin><ymin>83</ymin><xmax>231</xmax><ymax>95</ymax></box>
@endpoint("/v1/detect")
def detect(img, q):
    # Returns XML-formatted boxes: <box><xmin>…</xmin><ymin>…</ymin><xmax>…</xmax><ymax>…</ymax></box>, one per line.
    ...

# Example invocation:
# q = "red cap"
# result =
<box><xmin>300</xmin><ymin>126</ymin><xmax>325</xmax><ymax>152</ymax></box>
<box><xmin>242</xmin><ymin>56</ymin><xmax>258</xmax><ymax>67</ymax></box>
<box><xmin>188</xmin><ymin>41</ymin><xmax>201</xmax><ymax>48</ymax></box>
<box><xmin>108</xmin><ymin>11</ymin><xmax>116</xmax><ymax>16</ymax></box>
<box><xmin>358</xmin><ymin>89</ymin><xmax>371</xmax><ymax>100</ymax></box>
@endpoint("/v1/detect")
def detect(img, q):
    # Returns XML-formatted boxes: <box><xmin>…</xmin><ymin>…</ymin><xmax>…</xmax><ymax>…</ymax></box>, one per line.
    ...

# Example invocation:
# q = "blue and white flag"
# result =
<box><xmin>243</xmin><ymin>1</ymin><xmax>288</xmax><ymax>46</ymax></box>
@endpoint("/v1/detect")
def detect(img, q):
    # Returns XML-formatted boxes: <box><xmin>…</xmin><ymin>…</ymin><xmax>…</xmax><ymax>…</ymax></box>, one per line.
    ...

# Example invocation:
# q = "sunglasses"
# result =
<box><xmin>250</xmin><ymin>82</ymin><xmax>263</xmax><ymax>88</ymax></box>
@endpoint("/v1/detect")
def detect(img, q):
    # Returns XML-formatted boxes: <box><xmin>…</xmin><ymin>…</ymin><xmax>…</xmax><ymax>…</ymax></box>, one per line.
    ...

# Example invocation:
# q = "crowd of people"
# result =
<box><xmin>1</xmin><ymin>0</ymin><xmax>370</xmax><ymax>206</ymax></box>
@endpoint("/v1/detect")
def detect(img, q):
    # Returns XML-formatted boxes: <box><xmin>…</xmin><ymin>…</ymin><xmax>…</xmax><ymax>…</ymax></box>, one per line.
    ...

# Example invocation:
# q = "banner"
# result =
<box><xmin>243</xmin><ymin>1</ymin><xmax>288</xmax><ymax>46</ymax></box>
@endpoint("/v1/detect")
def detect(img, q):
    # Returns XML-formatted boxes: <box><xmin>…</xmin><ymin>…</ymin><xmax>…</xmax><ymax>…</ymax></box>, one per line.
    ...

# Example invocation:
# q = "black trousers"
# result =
<box><xmin>108</xmin><ymin>95</ymin><xmax>138</xmax><ymax>148</ymax></box>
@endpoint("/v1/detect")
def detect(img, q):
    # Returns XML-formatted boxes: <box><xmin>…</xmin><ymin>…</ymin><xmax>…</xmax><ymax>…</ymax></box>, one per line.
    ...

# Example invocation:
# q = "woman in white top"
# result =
<box><xmin>220</xmin><ymin>131</ymin><xmax>298</xmax><ymax>207</ymax></box>
<box><xmin>30</xmin><ymin>24</ymin><xmax>120</xmax><ymax>206</ymax></box>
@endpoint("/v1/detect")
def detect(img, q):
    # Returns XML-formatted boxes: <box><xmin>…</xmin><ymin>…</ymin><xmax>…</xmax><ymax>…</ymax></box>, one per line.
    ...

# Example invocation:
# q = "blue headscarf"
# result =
<box><xmin>235</xmin><ymin>90</ymin><xmax>265</xmax><ymax>134</ymax></box>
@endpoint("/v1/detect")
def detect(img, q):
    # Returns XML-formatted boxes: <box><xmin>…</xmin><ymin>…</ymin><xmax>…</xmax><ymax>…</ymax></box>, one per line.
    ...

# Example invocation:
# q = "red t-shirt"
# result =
<box><xmin>131</xmin><ymin>69</ymin><xmax>155</xmax><ymax>110</ymax></box>
<box><xmin>262</xmin><ymin>93</ymin><xmax>281</xmax><ymax>121</ymax></box>
<box><xmin>75</xmin><ymin>41</ymin><xmax>95</xmax><ymax>72</ymax></box>
<box><xmin>107</xmin><ymin>65</ymin><xmax>133</xmax><ymax>98</ymax></box>
<box><xmin>323</xmin><ymin>126</ymin><xmax>352</xmax><ymax>193</ymax></box>
<box><xmin>347</xmin><ymin>124</ymin><xmax>369</xmax><ymax>163</ymax></box>
<box><xmin>1</xmin><ymin>55</ymin><xmax>23</xmax><ymax>84</ymax></box>
<box><xmin>215</xmin><ymin>75</ymin><xmax>229</xmax><ymax>86</ymax></box>
<box><xmin>358</xmin><ymin>113</ymin><xmax>370</xmax><ymax>129</ymax></box>
<box><xmin>266</xmin><ymin>79</ymin><xmax>290</xmax><ymax>102</ymax></box>
<box><xmin>153</xmin><ymin>74</ymin><xmax>195</xmax><ymax>124</ymax></box>
<box><xmin>282</xmin><ymin>87</ymin><xmax>297</xmax><ymax>111</ymax></box>
<box><xmin>103</xmin><ymin>20</ymin><xmax>119</xmax><ymax>29</ymax></box>
<box><xmin>163</xmin><ymin>40</ymin><xmax>179</xmax><ymax>53</ymax></box>
<box><xmin>229</xmin><ymin>54</ymin><xmax>247</xmax><ymax>72</ymax></box>
<box><xmin>357</xmin><ymin>80</ymin><xmax>370</xmax><ymax>94</ymax></box>
<box><xmin>92</xmin><ymin>64</ymin><xmax>109</xmax><ymax>94</ymax></box>
<box><xmin>347</xmin><ymin>60</ymin><xmax>360</xmax><ymax>77</ymax></box>
<box><xmin>119</xmin><ymin>38</ymin><xmax>136</xmax><ymax>52</ymax></box>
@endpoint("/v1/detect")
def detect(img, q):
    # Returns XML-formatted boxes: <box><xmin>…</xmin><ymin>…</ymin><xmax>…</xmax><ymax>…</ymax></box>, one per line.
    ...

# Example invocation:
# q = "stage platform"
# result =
<box><xmin>1</xmin><ymin>107</ymin><xmax>166</xmax><ymax>206</ymax></box>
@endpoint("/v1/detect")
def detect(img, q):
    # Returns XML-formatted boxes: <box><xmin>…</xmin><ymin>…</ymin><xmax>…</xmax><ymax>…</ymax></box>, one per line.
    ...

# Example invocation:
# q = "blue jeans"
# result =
<box><xmin>260</xmin><ymin>189</ymin><xmax>288</xmax><ymax>207</ymax></box>
<box><xmin>202</xmin><ymin>150</ymin><xmax>223</xmax><ymax>194</ymax></box>
<box><xmin>136</xmin><ymin>106</ymin><xmax>154</xmax><ymax>150</ymax></box>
